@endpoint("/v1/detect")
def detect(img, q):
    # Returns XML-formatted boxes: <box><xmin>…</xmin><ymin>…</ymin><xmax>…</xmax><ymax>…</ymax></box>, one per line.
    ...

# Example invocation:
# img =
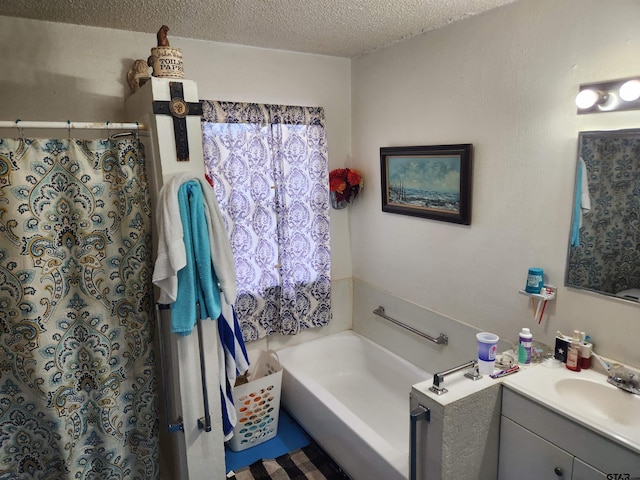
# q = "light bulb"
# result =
<box><xmin>575</xmin><ymin>88</ymin><xmax>601</xmax><ymax>109</ymax></box>
<box><xmin>619</xmin><ymin>79</ymin><xmax>640</xmax><ymax>102</ymax></box>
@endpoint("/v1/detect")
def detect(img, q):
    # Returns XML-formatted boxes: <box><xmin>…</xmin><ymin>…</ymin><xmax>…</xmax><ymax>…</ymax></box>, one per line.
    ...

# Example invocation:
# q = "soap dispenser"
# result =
<box><xmin>566</xmin><ymin>330</ymin><xmax>582</xmax><ymax>372</ymax></box>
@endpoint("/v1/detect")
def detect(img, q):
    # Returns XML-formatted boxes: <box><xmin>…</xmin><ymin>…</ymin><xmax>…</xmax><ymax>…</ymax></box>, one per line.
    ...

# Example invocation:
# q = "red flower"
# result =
<box><xmin>330</xmin><ymin>177</ymin><xmax>347</xmax><ymax>193</ymax></box>
<box><xmin>346</xmin><ymin>169</ymin><xmax>361</xmax><ymax>187</ymax></box>
<box><xmin>329</xmin><ymin>168</ymin><xmax>363</xmax><ymax>203</ymax></box>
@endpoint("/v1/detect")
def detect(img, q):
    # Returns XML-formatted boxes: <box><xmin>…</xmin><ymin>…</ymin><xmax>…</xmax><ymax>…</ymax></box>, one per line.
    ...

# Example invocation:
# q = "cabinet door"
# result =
<box><xmin>572</xmin><ymin>458</ymin><xmax>607</xmax><ymax>480</ymax></box>
<box><xmin>499</xmin><ymin>416</ymin><xmax>573</xmax><ymax>480</ymax></box>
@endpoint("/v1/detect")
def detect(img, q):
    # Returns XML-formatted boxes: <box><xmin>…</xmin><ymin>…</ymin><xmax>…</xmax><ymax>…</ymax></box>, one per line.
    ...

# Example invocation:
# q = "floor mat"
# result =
<box><xmin>227</xmin><ymin>442</ymin><xmax>350</xmax><ymax>480</ymax></box>
<box><xmin>225</xmin><ymin>409</ymin><xmax>311</xmax><ymax>473</ymax></box>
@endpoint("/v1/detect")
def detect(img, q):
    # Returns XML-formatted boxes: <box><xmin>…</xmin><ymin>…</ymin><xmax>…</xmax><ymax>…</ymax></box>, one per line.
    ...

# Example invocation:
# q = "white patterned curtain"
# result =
<box><xmin>201</xmin><ymin>102</ymin><xmax>331</xmax><ymax>341</ymax></box>
<box><xmin>0</xmin><ymin>138</ymin><xmax>158</xmax><ymax>479</ymax></box>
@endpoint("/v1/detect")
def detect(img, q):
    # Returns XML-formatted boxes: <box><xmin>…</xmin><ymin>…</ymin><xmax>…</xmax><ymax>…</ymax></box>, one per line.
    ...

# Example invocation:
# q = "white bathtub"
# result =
<box><xmin>278</xmin><ymin>330</ymin><xmax>431</xmax><ymax>480</ymax></box>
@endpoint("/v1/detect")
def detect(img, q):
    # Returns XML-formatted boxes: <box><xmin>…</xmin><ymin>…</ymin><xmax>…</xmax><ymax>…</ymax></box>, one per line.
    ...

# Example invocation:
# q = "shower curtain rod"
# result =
<box><xmin>0</xmin><ymin>120</ymin><xmax>146</xmax><ymax>130</ymax></box>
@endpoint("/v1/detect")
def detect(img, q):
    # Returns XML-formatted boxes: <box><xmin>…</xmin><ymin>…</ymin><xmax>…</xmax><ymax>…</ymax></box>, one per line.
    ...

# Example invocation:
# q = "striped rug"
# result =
<box><xmin>228</xmin><ymin>442</ymin><xmax>350</xmax><ymax>480</ymax></box>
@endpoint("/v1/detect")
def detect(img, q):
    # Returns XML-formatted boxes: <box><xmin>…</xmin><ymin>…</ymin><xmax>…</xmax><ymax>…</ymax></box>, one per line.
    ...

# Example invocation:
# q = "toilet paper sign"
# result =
<box><xmin>148</xmin><ymin>47</ymin><xmax>184</xmax><ymax>79</ymax></box>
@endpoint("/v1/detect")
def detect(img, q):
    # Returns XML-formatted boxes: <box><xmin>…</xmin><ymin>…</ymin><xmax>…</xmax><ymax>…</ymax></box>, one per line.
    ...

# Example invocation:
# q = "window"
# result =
<box><xmin>201</xmin><ymin>101</ymin><xmax>331</xmax><ymax>341</ymax></box>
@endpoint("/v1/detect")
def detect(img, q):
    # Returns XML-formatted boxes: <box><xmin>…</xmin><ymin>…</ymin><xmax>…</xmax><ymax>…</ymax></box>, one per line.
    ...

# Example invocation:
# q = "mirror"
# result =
<box><xmin>565</xmin><ymin>129</ymin><xmax>640</xmax><ymax>303</ymax></box>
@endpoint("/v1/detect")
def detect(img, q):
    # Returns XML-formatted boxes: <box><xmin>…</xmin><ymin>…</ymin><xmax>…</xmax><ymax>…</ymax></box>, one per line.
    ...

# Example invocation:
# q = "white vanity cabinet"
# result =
<box><xmin>572</xmin><ymin>459</ymin><xmax>608</xmax><ymax>480</ymax></box>
<box><xmin>499</xmin><ymin>416</ymin><xmax>575</xmax><ymax>479</ymax></box>
<box><xmin>499</xmin><ymin>388</ymin><xmax>638</xmax><ymax>480</ymax></box>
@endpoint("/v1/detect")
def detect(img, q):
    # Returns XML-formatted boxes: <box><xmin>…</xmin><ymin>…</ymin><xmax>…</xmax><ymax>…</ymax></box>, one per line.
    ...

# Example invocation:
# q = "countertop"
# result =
<box><xmin>412</xmin><ymin>361</ymin><xmax>640</xmax><ymax>455</ymax></box>
<box><xmin>412</xmin><ymin>365</ymin><xmax>499</xmax><ymax>406</ymax></box>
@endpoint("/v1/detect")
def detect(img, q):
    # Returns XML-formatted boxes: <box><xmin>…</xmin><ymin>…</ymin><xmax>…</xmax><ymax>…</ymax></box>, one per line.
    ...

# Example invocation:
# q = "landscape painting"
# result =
<box><xmin>380</xmin><ymin>144</ymin><xmax>472</xmax><ymax>224</ymax></box>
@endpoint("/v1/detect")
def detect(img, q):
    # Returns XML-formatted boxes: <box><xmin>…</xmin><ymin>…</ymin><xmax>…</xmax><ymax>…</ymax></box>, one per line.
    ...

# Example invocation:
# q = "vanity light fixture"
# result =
<box><xmin>619</xmin><ymin>79</ymin><xmax>640</xmax><ymax>102</ymax></box>
<box><xmin>575</xmin><ymin>88</ymin><xmax>608</xmax><ymax>110</ymax></box>
<box><xmin>576</xmin><ymin>76</ymin><xmax>640</xmax><ymax>114</ymax></box>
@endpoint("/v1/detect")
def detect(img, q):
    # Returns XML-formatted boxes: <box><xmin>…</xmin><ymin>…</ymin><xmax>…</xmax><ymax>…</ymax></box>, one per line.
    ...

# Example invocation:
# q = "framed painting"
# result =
<box><xmin>380</xmin><ymin>144</ymin><xmax>473</xmax><ymax>224</ymax></box>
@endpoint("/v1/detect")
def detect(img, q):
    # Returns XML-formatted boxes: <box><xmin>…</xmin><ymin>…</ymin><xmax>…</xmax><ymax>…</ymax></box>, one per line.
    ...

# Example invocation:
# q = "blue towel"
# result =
<box><xmin>571</xmin><ymin>158</ymin><xmax>590</xmax><ymax>247</ymax></box>
<box><xmin>570</xmin><ymin>160</ymin><xmax>583</xmax><ymax>247</ymax></box>
<box><xmin>219</xmin><ymin>306</ymin><xmax>250</xmax><ymax>439</ymax></box>
<box><xmin>220</xmin><ymin>378</ymin><xmax>235</xmax><ymax>439</ymax></box>
<box><xmin>172</xmin><ymin>180</ymin><xmax>222</xmax><ymax>335</ymax></box>
<box><xmin>219</xmin><ymin>307</ymin><xmax>249</xmax><ymax>377</ymax></box>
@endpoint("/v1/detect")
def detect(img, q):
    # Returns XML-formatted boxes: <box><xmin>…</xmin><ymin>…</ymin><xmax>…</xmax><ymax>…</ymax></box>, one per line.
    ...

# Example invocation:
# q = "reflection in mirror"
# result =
<box><xmin>565</xmin><ymin>129</ymin><xmax>640</xmax><ymax>303</ymax></box>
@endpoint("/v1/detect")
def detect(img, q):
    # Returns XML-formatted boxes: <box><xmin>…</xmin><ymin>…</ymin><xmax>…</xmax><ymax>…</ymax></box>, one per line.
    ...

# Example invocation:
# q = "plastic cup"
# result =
<box><xmin>476</xmin><ymin>332</ymin><xmax>499</xmax><ymax>374</ymax></box>
<box><xmin>525</xmin><ymin>268</ymin><xmax>544</xmax><ymax>294</ymax></box>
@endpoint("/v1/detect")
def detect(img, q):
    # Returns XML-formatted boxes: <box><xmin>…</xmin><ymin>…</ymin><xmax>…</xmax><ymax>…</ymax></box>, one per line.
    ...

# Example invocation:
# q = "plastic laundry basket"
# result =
<box><xmin>226</xmin><ymin>350</ymin><xmax>282</xmax><ymax>452</ymax></box>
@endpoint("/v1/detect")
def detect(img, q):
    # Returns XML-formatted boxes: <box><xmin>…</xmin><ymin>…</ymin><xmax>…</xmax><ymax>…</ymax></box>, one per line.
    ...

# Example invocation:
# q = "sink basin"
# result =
<box><xmin>554</xmin><ymin>378</ymin><xmax>640</xmax><ymax>427</ymax></box>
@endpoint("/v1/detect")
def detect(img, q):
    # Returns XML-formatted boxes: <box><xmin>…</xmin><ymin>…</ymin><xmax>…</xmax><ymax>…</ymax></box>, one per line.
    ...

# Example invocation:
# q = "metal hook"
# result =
<box><xmin>67</xmin><ymin>119</ymin><xmax>71</xmax><ymax>140</ymax></box>
<box><xmin>15</xmin><ymin>119</ymin><xmax>24</xmax><ymax>140</ymax></box>
<box><xmin>106</xmin><ymin>120</ymin><xmax>111</xmax><ymax>140</ymax></box>
<box><xmin>110</xmin><ymin>131</ymin><xmax>134</xmax><ymax>139</ymax></box>
<box><xmin>135</xmin><ymin>121</ymin><xmax>140</xmax><ymax>142</ymax></box>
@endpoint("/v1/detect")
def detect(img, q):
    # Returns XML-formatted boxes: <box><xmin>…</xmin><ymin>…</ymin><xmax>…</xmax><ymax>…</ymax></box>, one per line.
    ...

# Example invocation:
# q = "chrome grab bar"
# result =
<box><xmin>195</xmin><ymin>302</ymin><xmax>212</xmax><ymax>432</ymax></box>
<box><xmin>155</xmin><ymin>303</ymin><xmax>184</xmax><ymax>433</ymax></box>
<box><xmin>373</xmin><ymin>306</ymin><xmax>448</xmax><ymax>345</ymax></box>
<box><xmin>410</xmin><ymin>404</ymin><xmax>430</xmax><ymax>480</ymax></box>
<box><xmin>429</xmin><ymin>360</ymin><xmax>481</xmax><ymax>395</ymax></box>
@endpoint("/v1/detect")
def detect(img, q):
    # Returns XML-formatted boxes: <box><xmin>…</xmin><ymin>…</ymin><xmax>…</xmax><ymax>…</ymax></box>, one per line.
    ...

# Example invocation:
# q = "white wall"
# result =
<box><xmin>351</xmin><ymin>0</ymin><xmax>640</xmax><ymax>367</ymax></box>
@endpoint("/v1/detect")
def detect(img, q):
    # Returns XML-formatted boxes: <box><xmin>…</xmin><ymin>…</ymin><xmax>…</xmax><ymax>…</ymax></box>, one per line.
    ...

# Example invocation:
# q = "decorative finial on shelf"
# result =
<box><xmin>147</xmin><ymin>25</ymin><xmax>184</xmax><ymax>79</ymax></box>
<box><xmin>157</xmin><ymin>25</ymin><xmax>170</xmax><ymax>47</ymax></box>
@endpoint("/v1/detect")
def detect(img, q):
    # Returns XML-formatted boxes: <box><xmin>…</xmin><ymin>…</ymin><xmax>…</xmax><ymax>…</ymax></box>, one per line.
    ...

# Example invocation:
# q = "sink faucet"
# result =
<box><xmin>607</xmin><ymin>364</ymin><xmax>640</xmax><ymax>395</ymax></box>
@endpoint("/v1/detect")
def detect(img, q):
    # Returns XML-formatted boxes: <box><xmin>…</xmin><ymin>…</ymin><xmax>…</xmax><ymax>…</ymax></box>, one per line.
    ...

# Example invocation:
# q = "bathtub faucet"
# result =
<box><xmin>429</xmin><ymin>360</ymin><xmax>481</xmax><ymax>395</ymax></box>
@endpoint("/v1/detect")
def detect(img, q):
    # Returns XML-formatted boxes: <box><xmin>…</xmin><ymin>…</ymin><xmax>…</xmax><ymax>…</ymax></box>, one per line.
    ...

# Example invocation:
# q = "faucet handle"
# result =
<box><xmin>608</xmin><ymin>363</ymin><xmax>627</xmax><ymax>380</ymax></box>
<box><xmin>607</xmin><ymin>364</ymin><xmax>640</xmax><ymax>394</ymax></box>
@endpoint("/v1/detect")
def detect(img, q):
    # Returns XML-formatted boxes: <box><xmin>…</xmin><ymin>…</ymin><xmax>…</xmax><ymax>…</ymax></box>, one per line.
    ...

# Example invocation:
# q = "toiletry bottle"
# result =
<box><xmin>518</xmin><ymin>328</ymin><xmax>533</xmax><ymax>365</ymax></box>
<box><xmin>579</xmin><ymin>333</ymin><xmax>592</xmax><ymax>370</ymax></box>
<box><xmin>566</xmin><ymin>330</ymin><xmax>582</xmax><ymax>371</ymax></box>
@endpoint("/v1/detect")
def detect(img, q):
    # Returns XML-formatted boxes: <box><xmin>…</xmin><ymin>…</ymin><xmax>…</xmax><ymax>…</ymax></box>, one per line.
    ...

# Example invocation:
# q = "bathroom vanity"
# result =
<box><xmin>500</xmin><ymin>389</ymin><xmax>632</xmax><ymax>479</ymax></box>
<box><xmin>411</xmin><ymin>362</ymin><xmax>640</xmax><ymax>480</ymax></box>
<box><xmin>499</xmin><ymin>365</ymin><xmax>639</xmax><ymax>480</ymax></box>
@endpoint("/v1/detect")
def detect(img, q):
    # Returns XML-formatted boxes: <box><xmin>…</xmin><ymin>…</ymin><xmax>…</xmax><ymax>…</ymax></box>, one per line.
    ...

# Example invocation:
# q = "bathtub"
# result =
<box><xmin>278</xmin><ymin>330</ymin><xmax>431</xmax><ymax>480</ymax></box>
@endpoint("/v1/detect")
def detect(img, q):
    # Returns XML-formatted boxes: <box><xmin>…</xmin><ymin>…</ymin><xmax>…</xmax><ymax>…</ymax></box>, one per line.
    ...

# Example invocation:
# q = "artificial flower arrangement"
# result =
<box><xmin>329</xmin><ymin>168</ymin><xmax>364</xmax><ymax>207</ymax></box>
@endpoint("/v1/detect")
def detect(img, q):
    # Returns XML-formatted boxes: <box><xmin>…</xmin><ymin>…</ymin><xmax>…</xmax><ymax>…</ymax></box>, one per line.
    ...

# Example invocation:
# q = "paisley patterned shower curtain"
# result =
<box><xmin>0</xmin><ymin>138</ymin><xmax>158</xmax><ymax>479</ymax></box>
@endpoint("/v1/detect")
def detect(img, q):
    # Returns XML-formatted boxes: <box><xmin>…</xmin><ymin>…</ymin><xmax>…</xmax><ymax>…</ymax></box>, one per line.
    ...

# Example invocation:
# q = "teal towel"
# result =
<box><xmin>571</xmin><ymin>158</ymin><xmax>590</xmax><ymax>247</ymax></box>
<box><xmin>570</xmin><ymin>160</ymin><xmax>582</xmax><ymax>247</ymax></box>
<box><xmin>172</xmin><ymin>180</ymin><xmax>222</xmax><ymax>335</ymax></box>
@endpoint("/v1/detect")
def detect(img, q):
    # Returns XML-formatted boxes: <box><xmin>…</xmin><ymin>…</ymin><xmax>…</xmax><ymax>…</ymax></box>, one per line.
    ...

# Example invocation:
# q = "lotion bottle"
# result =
<box><xmin>566</xmin><ymin>330</ymin><xmax>582</xmax><ymax>371</ymax></box>
<box><xmin>518</xmin><ymin>328</ymin><xmax>533</xmax><ymax>365</ymax></box>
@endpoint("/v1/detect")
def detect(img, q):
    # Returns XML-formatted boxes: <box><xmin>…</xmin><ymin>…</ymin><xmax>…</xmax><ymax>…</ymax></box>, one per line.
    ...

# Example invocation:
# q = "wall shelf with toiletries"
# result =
<box><xmin>518</xmin><ymin>284</ymin><xmax>556</xmax><ymax>301</ymax></box>
<box><xmin>518</xmin><ymin>285</ymin><xmax>556</xmax><ymax>322</ymax></box>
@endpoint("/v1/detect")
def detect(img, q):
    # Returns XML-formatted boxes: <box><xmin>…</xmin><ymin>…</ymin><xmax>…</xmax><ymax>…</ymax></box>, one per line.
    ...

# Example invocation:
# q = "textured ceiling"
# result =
<box><xmin>0</xmin><ymin>0</ymin><xmax>517</xmax><ymax>58</ymax></box>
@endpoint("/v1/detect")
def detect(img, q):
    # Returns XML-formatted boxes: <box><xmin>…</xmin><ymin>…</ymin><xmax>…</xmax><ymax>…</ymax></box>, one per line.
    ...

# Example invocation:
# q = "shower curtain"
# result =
<box><xmin>0</xmin><ymin>138</ymin><xmax>158</xmax><ymax>479</ymax></box>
